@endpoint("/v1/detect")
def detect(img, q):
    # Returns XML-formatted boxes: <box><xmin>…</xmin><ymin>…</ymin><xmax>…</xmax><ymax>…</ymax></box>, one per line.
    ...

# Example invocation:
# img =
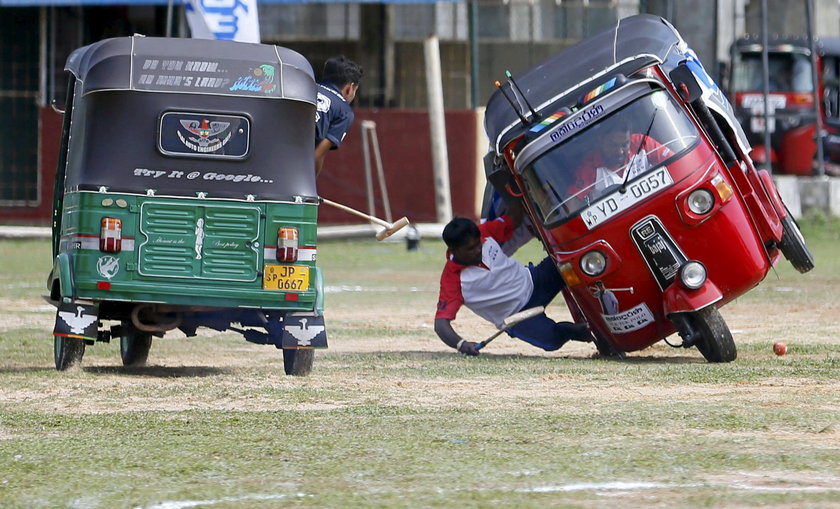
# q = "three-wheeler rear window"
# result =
<box><xmin>158</xmin><ymin>111</ymin><xmax>251</xmax><ymax>160</ymax></box>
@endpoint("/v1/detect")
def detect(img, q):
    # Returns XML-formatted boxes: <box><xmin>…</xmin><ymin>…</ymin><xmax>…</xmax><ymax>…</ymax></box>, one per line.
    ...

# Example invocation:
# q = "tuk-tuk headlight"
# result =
<box><xmin>580</xmin><ymin>250</ymin><xmax>607</xmax><ymax>277</ymax></box>
<box><xmin>678</xmin><ymin>261</ymin><xmax>707</xmax><ymax>290</ymax></box>
<box><xmin>687</xmin><ymin>189</ymin><xmax>715</xmax><ymax>215</ymax></box>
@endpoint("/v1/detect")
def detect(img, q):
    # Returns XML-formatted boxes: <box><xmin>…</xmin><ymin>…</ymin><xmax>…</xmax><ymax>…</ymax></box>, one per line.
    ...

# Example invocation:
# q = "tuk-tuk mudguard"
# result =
<box><xmin>740</xmin><ymin>168</ymin><xmax>785</xmax><ymax>244</ymax></box>
<box><xmin>50</xmin><ymin>253</ymin><xmax>76</xmax><ymax>302</ymax></box>
<box><xmin>756</xmin><ymin>169</ymin><xmax>789</xmax><ymax>221</ymax></box>
<box><xmin>662</xmin><ymin>280</ymin><xmax>723</xmax><ymax>316</ymax></box>
<box><xmin>313</xmin><ymin>266</ymin><xmax>325</xmax><ymax>316</ymax></box>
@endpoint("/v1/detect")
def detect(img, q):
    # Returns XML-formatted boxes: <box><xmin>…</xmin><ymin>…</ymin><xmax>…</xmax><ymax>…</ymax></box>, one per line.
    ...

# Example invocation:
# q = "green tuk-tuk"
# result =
<box><xmin>48</xmin><ymin>36</ymin><xmax>326</xmax><ymax>375</ymax></box>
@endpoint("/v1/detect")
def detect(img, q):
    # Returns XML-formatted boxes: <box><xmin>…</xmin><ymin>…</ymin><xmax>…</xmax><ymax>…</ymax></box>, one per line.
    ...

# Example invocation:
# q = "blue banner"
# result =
<box><xmin>1</xmin><ymin>0</ymin><xmax>459</xmax><ymax>5</ymax></box>
<box><xmin>185</xmin><ymin>0</ymin><xmax>260</xmax><ymax>43</ymax></box>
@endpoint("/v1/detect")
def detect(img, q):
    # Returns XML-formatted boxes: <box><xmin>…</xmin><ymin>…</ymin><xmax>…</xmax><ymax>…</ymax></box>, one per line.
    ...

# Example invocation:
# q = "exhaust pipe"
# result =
<box><xmin>131</xmin><ymin>304</ymin><xmax>182</xmax><ymax>333</ymax></box>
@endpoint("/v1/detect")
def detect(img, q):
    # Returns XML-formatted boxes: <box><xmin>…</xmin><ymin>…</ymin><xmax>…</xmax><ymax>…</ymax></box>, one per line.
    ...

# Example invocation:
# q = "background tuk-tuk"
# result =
<box><xmin>728</xmin><ymin>34</ymin><xmax>840</xmax><ymax>174</ymax></box>
<box><xmin>49</xmin><ymin>36</ymin><xmax>326</xmax><ymax>375</ymax></box>
<box><xmin>483</xmin><ymin>14</ymin><xmax>814</xmax><ymax>362</ymax></box>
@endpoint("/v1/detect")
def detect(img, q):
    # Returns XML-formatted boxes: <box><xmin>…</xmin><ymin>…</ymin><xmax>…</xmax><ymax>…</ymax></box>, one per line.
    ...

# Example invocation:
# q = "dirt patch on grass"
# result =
<box><xmin>3</xmin><ymin>294</ymin><xmax>837</xmax><ymax>426</ymax></box>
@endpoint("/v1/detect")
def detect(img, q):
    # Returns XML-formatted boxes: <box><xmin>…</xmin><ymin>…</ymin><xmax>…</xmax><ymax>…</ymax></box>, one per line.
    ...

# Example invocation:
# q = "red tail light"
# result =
<box><xmin>100</xmin><ymin>217</ymin><xmax>122</xmax><ymax>253</ymax></box>
<box><xmin>276</xmin><ymin>227</ymin><xmax>298</xmax><ymax>262</ymax></box>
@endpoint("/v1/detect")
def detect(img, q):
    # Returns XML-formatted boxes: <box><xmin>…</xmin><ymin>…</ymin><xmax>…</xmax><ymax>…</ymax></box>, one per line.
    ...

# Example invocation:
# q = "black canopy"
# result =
<box><xmin>485</xmin><ymin>14</ymin><xmax>685</xmax><ymax>152</ymax></box>
<box><xmin>66</xmin><ymin>36</ymin><xmax>315</xmax><ymax>105</ymax></box>
<box><xmin>62</xmin><ymin>36</ymin><xmax>318</xmax><ymax>201</ymax></box>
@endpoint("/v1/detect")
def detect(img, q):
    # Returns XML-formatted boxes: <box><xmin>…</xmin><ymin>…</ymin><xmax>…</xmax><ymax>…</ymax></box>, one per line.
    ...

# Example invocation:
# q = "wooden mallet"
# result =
<box><xmin>320</xmin><ymin>197</ymin><xmax>410</xmax><ymax>241</ymax></box>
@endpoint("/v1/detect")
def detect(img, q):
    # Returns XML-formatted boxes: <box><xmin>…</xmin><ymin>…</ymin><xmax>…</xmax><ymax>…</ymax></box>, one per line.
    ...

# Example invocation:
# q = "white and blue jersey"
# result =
<box><xmin>315</xmin><ymin>81</ymin><xmax>355</xmax><ymax>149</ymax></box>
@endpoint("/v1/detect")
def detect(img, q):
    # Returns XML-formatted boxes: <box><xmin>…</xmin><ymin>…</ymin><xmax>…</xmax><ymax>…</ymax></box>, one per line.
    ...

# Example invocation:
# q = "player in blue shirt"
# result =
<box><xmin>315</xmin><ymin>56</ymin><xmax>363</xmax><ymax>177</ymax></box>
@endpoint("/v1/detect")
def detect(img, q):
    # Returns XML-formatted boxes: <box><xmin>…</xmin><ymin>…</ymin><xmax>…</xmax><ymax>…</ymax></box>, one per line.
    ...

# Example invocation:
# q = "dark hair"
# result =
<box><xmin>323</xmin><ymin>56</ymin><xmax>363</xmax><ymax>87</ymax></box>
<box><xmin>442</xmin><ymin>217</ymin><xmax>480</xmax><ymax>249</ymax></box>
<box><xmin>604</xmin><ymin>119</ymin><xmax>631</xmax><ymax>134</ymax></box>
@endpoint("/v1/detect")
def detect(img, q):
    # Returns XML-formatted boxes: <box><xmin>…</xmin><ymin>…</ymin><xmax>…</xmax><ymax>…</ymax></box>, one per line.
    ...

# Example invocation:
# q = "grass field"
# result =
<box><xmin>1</xmin><ymin>216</ymin><xmax>839</xmax><ymax>508</ymax></box>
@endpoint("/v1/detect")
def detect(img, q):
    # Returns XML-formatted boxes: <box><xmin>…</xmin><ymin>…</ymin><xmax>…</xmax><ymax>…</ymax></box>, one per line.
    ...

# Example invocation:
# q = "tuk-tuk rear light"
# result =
<box><xmin>99</xmin><ymin>217</ymin><xmax>122</xmax><ymax>253</ymax></box>
<box><xmin>678</xmin><ymin>261</ymin><xmax>707</xmax><ymax>290</ymax></box>
<box><xmin>580</xmin><ymin>251</ymin><xmax>607</xmax><ymax>277</ymax></box>
<box><xmin>276</xmin><ymin>227</ymin><xmax>299</xmax><ymax>262</ymax></box>
<box><xmin>285</xmin><ymin>293</ymin><xmax>299</xmax><ymax>302</ymax></box>
<box><xmin>558</xmin><ymin>262</ymin><xmax>583</xmax><ymax>287</ymax></box>
<box><xmin>687</xmin><ymin>189</ymin><xmax>715</xmax><ymax>215</ymax></box>
<box><xmin>710</xmin><ymin>174</ymin><xmax>734</xmax><ymax>203</ymax></box>
<box><xmin>97</xmin><ymin>281</ymin><xmax>111</xmax><ymax>290</ymax></box>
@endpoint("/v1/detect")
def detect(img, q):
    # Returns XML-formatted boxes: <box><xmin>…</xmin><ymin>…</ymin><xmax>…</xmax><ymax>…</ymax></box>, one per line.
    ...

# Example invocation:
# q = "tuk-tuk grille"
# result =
<box><xmin>138</xmin><ymin>202</ymin><xmax>261</xmax><ymax>281</ymax></box>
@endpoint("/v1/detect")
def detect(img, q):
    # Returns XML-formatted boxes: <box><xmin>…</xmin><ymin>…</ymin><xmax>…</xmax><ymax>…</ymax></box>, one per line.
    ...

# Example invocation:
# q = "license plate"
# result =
<box><xmin>263</xmin><ymin>264</ymin><xmax>310</xmax><ymax>291</ymax></box>
<box><xmin>581</xmin><ymin>167</ymin><xmax>673</xmax><ymax>230</ymax></box>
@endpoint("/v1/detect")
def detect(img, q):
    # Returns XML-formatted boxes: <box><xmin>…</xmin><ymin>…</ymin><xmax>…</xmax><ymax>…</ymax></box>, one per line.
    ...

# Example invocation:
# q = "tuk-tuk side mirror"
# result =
<box><xmin>669</xmin><ymin>63</ymin><xmax>703</xmax><ymax>103</ymax></box>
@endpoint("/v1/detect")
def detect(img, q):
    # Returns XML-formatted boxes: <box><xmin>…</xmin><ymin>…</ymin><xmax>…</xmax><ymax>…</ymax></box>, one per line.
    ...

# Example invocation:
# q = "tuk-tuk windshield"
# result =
<box><xmin>731</xmin><ymin>51</ymin><xmax>813</xmax><ymax>93</ymax></box>
<box><xmin>521</xmin><ymin>89</ymin><xmax>699</xmax><ymax>226</ymax></box>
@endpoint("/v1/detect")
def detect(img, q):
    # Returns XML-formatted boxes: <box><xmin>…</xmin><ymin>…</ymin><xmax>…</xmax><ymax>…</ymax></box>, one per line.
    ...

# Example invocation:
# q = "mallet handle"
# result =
<box><xmin>320</xmin><ymin>197</ymin><xmax>391</xmax><ymax>228</ymax></box>
<box><xmin>475</xmin><ymin>329</ymin><xmax>505</xmax><ymax>351</ymax></box>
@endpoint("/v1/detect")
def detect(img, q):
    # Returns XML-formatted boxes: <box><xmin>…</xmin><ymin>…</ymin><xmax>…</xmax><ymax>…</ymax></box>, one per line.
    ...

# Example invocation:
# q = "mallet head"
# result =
<box><xmin>375</xmin><ymin>217</ymin><xmax>410</xmax><ymax>241</ymax></box>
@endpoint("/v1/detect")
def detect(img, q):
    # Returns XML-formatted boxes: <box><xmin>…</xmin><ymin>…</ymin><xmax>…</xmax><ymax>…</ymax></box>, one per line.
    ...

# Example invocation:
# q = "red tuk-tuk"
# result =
<box><xmin>483</xmin><ymin>15</ymin><xmax>814</xmax><ymax>362</ymax></box>
<box><xmin>729</xmin><ymin>34</ymin><xmax>840</xmax><ymax>174</ymax></box>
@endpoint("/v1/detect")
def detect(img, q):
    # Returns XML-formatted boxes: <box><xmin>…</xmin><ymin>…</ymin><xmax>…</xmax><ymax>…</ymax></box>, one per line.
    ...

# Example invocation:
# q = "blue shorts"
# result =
<box><xmin>506</xmin><ymin>256</ymin><xmax>581</xmax><ymax>351</ymax></box>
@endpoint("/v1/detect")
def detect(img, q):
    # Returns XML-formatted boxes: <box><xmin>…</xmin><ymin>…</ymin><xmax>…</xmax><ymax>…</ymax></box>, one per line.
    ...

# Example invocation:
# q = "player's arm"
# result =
<box><xmin>434</xmin><ymin>318</ymin><xmax>479</xmax><ymax>356</ymax></box>
<box><xmin>314</xmin><ymin>138</ymin><xmax>334</xmax><ymax>177</ymax></box>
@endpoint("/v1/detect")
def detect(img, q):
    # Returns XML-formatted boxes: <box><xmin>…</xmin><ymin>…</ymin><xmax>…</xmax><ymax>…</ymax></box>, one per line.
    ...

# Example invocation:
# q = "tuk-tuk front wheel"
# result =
<box><xmin>687</xmin><ymin>307</ymin><xmax>737</xmax><ymax>363</ymax></box>
<box><xmin>283</xmin><ymin>348</ymin><xmax>314</xmax><ymax>376</ymax></box>
<box><xmin>54</xmin><ymin>336</ymin><xmax>85</xmax><ymax>371</ymax></box>
<box><xmin>778</xmin><ymin>213</ymin><xmax>815</xmax><ymax>274</ymax></box>
<box><xmin>119</xmin><ymin>321</ymin><xmax>153</xmax><ymax>367</ymax></box>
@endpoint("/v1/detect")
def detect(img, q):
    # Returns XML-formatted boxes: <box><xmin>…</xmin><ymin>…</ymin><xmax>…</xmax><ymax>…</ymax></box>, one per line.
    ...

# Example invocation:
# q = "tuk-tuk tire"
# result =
<box><xmin>283</xmin><ymin>348</ymin><xmax>314</xmax><ymax>376</ymax></box>
<box><xmin>691</xmin><ymin>307</ymin><xmax>736</xmax><ymax>363</ymax></box>
<box><xmin>119</xmin><ymin>322</ymin><xmax>153</xmax><ymax>367</ymax></box>
<box><xmin>54</xmin><ymin>335</ymin><xmax>85</xmax><ymax>371</ymax></box>
<box><xmin>778</xmin><ymin>214</ymin><xmax>815</xmax><ymax>274</ymax></box>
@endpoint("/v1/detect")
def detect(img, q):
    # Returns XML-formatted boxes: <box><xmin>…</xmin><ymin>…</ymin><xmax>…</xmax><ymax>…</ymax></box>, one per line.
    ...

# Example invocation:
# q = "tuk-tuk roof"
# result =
<box><xmin>485</xmin><ymin>14</ymin><xmax>687</xmax><ymax>152</ymax></box>
<box><xmin>732</xmin><ymin>34</ymin><xmax>840</xmax><ymax>57</ymax></box>
<box><xmin>65</xmin><ymin>36</ymin><xmax>316</xmax><ymax>104</ymax></box>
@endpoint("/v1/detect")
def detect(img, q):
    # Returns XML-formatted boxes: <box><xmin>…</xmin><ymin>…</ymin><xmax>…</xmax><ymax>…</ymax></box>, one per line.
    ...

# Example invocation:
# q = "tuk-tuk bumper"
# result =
<box><xmin>662</xmin><ymin>277</ymin><xmax>722</xmax><ymax>316</ymax></box>
<box><xmin>49</xmin><ymin>251</ymin><xmax>324</xmax><ymax>315</ymax></box>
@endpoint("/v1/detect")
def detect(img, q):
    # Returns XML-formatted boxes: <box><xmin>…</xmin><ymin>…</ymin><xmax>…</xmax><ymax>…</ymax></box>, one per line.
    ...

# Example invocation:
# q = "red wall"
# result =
<box><xmin>0</xmin><ymin>108</ymin><xmax>61</xmax><ymax>225</ymax></box>
<box><xmin>317</xmin><ymin>109</ymin><xmax>480</xmax><ymax>224</ymax></box>
<box><xmin>4</xmin><ymin>108</ymin><xmax>479</xmax><ymax>226</ymax></box>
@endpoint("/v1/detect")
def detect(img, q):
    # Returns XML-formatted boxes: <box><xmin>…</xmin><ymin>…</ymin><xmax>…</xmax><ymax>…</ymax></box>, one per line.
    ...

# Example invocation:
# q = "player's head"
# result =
<box><xmin>323</xmin><ymin>56</ymin><xmax>363</xmax><ymax>103</ymax></box>
<box><xmin>442</xmin><ymin>217</ymin><xmax>482</xmax><ymax>266</ymax></box>
<box><xmin>598</xmin><ymin>120</ymin><xmax>632</xmax><ymax>167</ymax></box>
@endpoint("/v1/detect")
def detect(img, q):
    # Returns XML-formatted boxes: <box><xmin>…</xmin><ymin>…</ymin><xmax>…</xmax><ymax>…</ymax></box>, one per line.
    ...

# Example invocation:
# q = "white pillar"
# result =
<box><xmin>424</xmin><ymin>35</ymin><xmax>453</xmax><ymax>224</ymax></box>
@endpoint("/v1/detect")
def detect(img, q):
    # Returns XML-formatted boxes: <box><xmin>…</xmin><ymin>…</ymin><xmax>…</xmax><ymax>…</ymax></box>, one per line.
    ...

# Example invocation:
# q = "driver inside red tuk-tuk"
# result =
<box><xmin>566</xmin><ymin>121</ymin><xmax>672</xmax><ymax>200</ymax></box>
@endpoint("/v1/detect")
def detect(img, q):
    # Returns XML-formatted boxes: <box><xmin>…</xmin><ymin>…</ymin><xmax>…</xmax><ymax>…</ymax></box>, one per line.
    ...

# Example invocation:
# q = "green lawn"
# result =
<box><xmin>0</xmin><ymin>216</ymin><xmax>839</xmax><ymax>508</ymax></box>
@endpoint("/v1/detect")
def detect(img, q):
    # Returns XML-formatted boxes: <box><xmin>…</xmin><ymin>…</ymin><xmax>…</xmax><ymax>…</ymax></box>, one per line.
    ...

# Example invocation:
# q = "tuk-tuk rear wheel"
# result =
<box><xmin>778</xmin><ymin>213</ymin><xmax>815</xmax><ymax>274</ymax></box>
<box><xmin>283</xmin><ymin>348</ymin><xmax>314</xmax><ymax>376</ymax></box>
<box><xmin>120</xmin><ymin>321</ymin><xmax>153</xmax><ymax>367</ymax></box>
<box><xmin>54</xmin><ymin>336</ymin><xmax>85</xmax><ymax>371</ymax></box>
<box><xmin>690</xmin><ymin>307</ymin><xmax>736</xmax><ymax>363</ymax></box>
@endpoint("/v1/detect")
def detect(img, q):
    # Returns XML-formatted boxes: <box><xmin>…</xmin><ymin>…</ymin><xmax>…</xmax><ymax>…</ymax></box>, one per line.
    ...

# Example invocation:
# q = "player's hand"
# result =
<box><xmin>458</xmin><ymin>341</ymin><xmax>480</xmax><ymax>356</ymax></box>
